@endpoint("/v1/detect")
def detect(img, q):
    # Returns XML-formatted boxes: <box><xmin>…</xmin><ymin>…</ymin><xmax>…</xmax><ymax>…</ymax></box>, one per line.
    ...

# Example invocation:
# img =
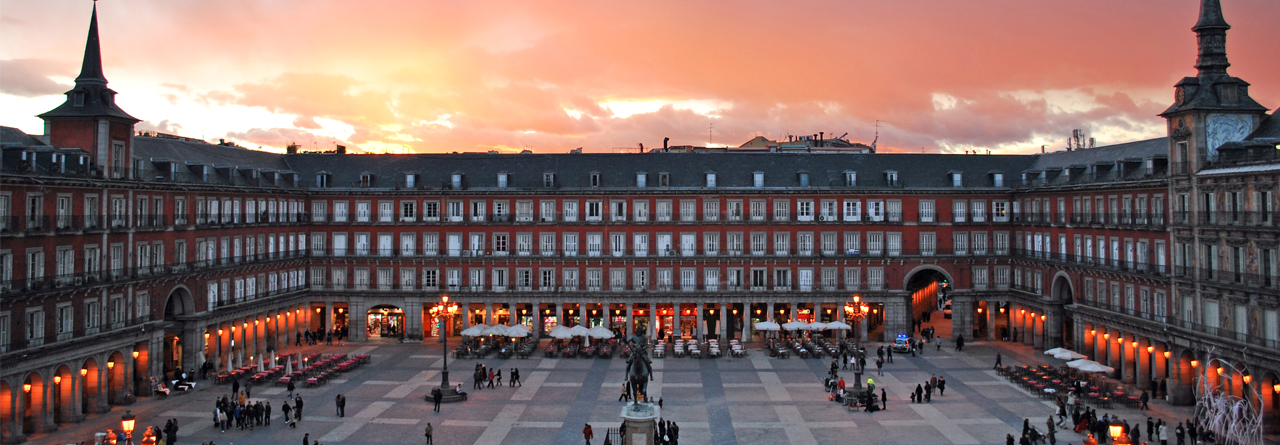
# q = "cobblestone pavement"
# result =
<box><xmin>33</xmin><ymin>320</ymin><xmax>1197</xmax><ymax>445</ymax></box>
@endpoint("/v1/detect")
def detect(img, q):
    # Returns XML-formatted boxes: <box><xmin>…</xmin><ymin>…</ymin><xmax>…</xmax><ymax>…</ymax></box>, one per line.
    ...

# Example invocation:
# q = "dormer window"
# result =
<box><xmin>316</xmin><ymin>173</ymin><xmax>330</xmax><ymax>188</ymax></box>
<box><xmin>885</xmin><ymin>170</ymin><xmax>899</xmax><ymax>186</ymax></box>
<box><xmin>636</xmin><ymin>172</ymin><xmax>647</xmax><ymax>188</ymax></box>
<box><xmin>590</xmin><ymin>172</ymin><xmax>601</xmax><ymax>187</ymax></box>
<box><xmin>951</xmin><ymin>171</ymin><xmax>963</xmax><ymax>187</ymax></box>
<box><xmin>798</xmin><ymin>171</ymin><xmax>810</xmax><ymax>187</ymax></box>
<box><xmin>844</xmin><ymin>171</ymin><xmax>856</xmax><ymax>186</ymax></box>
<box><xmin>705</xmin><ymin>172</ymin><xmax>716</xmax><ymax>188</ymax></box>
<box><xmin>543</xmin><ymin>172</ymin><xmax>555</xmax><ymax>187</ymax></box>
<box><xmin>73</xmin><ymin>92</ymin><xmax>85</xmax><ymax>107</ymax></box>
<box><xmin>1218</xmin><ymin>84</ymin><xmax>1238</xmax><ymax>104</ymax></box>
<box><xmin>497</xmin><ymin>172</ymin><xmax>509</xmax><ymax>188</ymax></box>
<box><xmin>360</xmin><ymin>173</ymin><xmax>374</xmax><ymax>188</ymax></box>
<box><xmin>658</xmin><ymin>172</ymin><xmax>670</xmax><ymax>187</ymax></box>
<box><xmin>753</xmin><ymin>171</ymin><xmax>765</xmax><ymax>188</ymax></box>
<box><xmin>451</xmin><ymin>173</ymin><xmax>463</xmax><ymax>189</ymax></box>
<box><xmin>405</xmin><ymin>173</ymin><xmax>416</xmax><ymax>188</ymax></box>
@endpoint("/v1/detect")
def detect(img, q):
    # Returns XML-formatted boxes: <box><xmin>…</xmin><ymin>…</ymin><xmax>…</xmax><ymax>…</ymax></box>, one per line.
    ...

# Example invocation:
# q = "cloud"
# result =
<box><xmin>137</xmin><ymin>119</ymin><xmax>184</xmax><ymax>134</ymax></box>
<box><xmin>0</xmin><ymin>59</ymin><xmax>71</xmax><ymax>97</ymax></box>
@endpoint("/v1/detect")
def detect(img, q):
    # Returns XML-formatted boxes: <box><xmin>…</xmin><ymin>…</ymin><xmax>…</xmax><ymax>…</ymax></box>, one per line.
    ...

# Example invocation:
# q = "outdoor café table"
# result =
<box><xmin>1043</xmin><ymin>387</ymin><xmax>1057</xmax><ymax>399</ymax></box>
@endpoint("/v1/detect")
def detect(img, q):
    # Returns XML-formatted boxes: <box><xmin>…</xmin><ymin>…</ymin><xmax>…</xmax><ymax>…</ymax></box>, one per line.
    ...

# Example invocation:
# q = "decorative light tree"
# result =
<box><xmin>1193</xmin><ymin>348</ymin><xmax>1262</xmax><ymax>445</ymax></box>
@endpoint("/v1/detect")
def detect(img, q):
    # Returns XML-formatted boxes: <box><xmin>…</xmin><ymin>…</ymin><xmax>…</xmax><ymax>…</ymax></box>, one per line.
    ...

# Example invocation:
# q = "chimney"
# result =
<box><xmin>286</xmin><ymin>143</ymin><xmax>299</xmax><ymax>155</ymax></box>
<box><xmin>663</xmin><ymin>137</ymin><xmax>669</xmax><ymax>150</ymax></box>
<box><xmin>336</xmin><ymin>144</ymin><xmax>346</xmax><ymax>155</ymax></box>
<box><xmin>819</xmin><ymin>132</ymin><xmax>824</xmax><ymax>146</ymax></box>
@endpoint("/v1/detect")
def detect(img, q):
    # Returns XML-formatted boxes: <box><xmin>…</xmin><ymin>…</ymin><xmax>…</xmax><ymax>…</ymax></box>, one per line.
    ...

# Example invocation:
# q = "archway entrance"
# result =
<box><xmin>905</xmin><ymin>267</ymin><xmax>951</xmax><ymax>323</ymax></box>
<box><xmin>162</xmin><ymin>288</ymin><xmax>195</xmax><ymax>379</ymax></box>
<box><xmin>81</xmin><ymin>358</ymin><xmax>101</xmax><ymax>415</ymax></box>
<box><xmin>366</xmin><ymin>305</ymin><xmax>404</xmax><ymax>339</ymax></box>
<box><xmin>23</xmin><ymin>372</ymin><xmax>46</xmax><ymax>434</ymax></box>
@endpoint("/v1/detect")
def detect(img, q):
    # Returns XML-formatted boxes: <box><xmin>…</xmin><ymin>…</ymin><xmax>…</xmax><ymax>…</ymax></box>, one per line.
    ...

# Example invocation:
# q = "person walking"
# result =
<box><xmin>1140</xmin><ymin>390</ymin><xmax>1150</xmax><ymax>410</ymax></box>
<box><xmin>956</xmin><ymin>334</ymin><xmax>965</xmax><ymax>351</ymax></box>
<box><xmin>282</xmin><ymin>401</ymin><xmax>294</xmax><ymax>428</ymax></box>
<box><xmin>619</xmin><ymin>382</ymin><xmax>630</xmax><ymax>402</ymax></box>
<box><xmin>496</xmin><ymin>369</ymin><xmax>503</xmax><ymax>386</ymax></box>
<box><xmin>336</xmin><ymin>394</ymin><xmax>346</xmax><ymax>417</ymax></box>
<box><xmin>841</xmin><ymin>352</ymin><xmax>849</xmax><ymax>370</ymax></box>
<box><xmin>914</xmin><ymin>384</ymin><xmax>923</xmax><ymax>404</ymax></box>
<box><xmin>425</xmin><ymin>423</ymin><xmax>434</xmax><ymax>444</ymax></box>
<box><xmin>264</xmin><ymin>401</ymin><xmax>272</xmax><ymax>426</ymax></box>
<box><xmin>1158</xmin><ymin>421</ymin><xmax>1168</xmax><ymax>445</ymax></box>
<box><xmin>287</xmin><ymin>380</ymin><xmax>296</xmax><ymax>399</ymax></box>
<box><xmin>875</xmin><ymin>357</ymin><xmax>883</xmax><ymax>376</ymax></box>
<box><xmin>938</xmin><ymin>376</ymin><xmax>947</xmax><ymax>396</ymax></box>
<box><xmin>886</xmin><ymin>347</ymin><xmax>893</xmax><ymax>363</ymax></box>
<box><xmin>303</xmin><ymin>432</ymin><xmax>310</xmax><ymax>445</ymax></box>
<box><xmin>432</xmin><ymin>387</ymin><xmax>443</xmax><ymax>412</ymax></box>
<box><xmin>232</xmin><ymin>379</ymin><xmax>240</xmax><ymax>398</ymax></box>
<box><xmin>294</xmin><ymin>395</ymin><xmax>304</xmax><ymax>422</ymax></box>
<box><xmin>880</xmin><ymin>388</ymin><xmax>887</xmax><ymax>410</ymax></box>
<box><xmin>474</xmin><ymin>369</ymin><xmax>484</xmax><ymax>390</ymax></box>
<box><xmin>995</xmin><ymin>352</ymin><xmax>1003</xmax><ymax>369</ymax></box>
<box><xmin>583</xmin><ymin>423</ymin><xmax>594</xmax><ymax>445</ymax></box>
<box><xmin>1174</xmin><ymin>421</ymin><xmax>1185</xmax><ymax>445</ymax></box>
<box><xmin>487</xmin><ymin>369</ymin><xmax>496</xmax><ymax>389</ymax></box>
<box><xmin>511</xmin><ymin>368</ymin><xmax>521</xmax><ymax>387</ymax></box>
<box><xmin>936</xmin><ymin>335</ymin><xmax>942</xmax><ymax>351</ymax></box>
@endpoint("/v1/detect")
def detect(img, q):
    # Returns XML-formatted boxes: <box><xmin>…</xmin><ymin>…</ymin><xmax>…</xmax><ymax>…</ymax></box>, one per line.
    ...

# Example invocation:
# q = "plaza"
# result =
<box><xmin>30</xmin><ymin>317</ymin><xmax>1197</xmax><ymax>445</ymax></box>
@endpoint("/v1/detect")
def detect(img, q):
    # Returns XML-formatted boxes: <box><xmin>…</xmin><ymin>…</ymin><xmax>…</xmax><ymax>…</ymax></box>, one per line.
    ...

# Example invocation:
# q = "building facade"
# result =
<box><xmin>2</xmin><ymin>0</ymin><xmax>1278</xmax><ymax>442</ymax></box>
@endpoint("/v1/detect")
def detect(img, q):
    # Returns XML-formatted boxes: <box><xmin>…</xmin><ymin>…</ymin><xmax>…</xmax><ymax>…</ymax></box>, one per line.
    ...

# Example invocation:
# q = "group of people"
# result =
<box><xmin>133</xmin><ymin>419</ymin><xmax>180</xmax><ymax>445</ymax></box>
<box><xmin>472</xmin><ymin>363</ymin><xmax>522</xmax><ymax>390</ymax></box>
<box><xmin>909</xmin><ymin>373</ymin><xmax>946</xmax><ymax>403</ymax></box>
<box><xmin>296</xmin><ymin>327</ymin><xmax>347</xmax><ymax>347</ymax></box>
<box><xmin>212</xmin><ymin>390</ymin><xmax>278</xmax><ymax>433</ymax></box>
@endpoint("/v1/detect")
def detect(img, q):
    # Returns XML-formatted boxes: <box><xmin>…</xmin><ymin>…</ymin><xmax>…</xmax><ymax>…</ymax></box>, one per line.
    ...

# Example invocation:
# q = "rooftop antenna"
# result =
<box><xmin>872</xmin><ymin>120</ymin><xmax>883</xmax><ymax>150</ymax></box>
<box><xmin>708</xmin><ymin>122</ymin><xmax>713</xmax><ymax>147</ymax></box>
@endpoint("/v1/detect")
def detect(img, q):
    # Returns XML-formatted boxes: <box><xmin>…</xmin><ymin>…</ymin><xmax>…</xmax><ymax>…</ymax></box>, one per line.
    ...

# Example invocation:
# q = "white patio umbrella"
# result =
<box><xmin>1066</xmin><ymin>359</ymin><xmax>1098</xmax><ymax>369</ymax></box>
<box><xmin>551</xmin><ymin>328</ymin><xmax>576</xmax><ymax>339</ymax></box>
<box><xmin>483</xmin><ymin>325</ymin><xmax>509</xmax><ymax>336</ymax></box>
<box><xmin>824</xmin><ymin>321</ymin><xmax>852</xmax><ymax>330</ymax></box>
<box><xmin>588</xmin><ymin>326</ymin><xmax>614</xmax><ymax>339</ymax></box>
<box><xmin>506</xmin><ymin>325</ymin><xmax>532</xmax><ymax>337</ymax></box>
<box><xmin>753</xmin><ymin>321</ymin><xmax>781</xmax><ymax>331</ymax></box>
<box><xmin>285</xmin><ymin>359</ymin><xmax>293</xmax><ymax>375</ymax></box>
<box><xmin>782</xmin><ymin>321</ymin><xmax>810</xmax><ymax>331</ymax></box>
<box><xmin>1078</xmin><ymin>362</ymin><xmax>1115</xmax><ymax>373</ymax></box>
<box><xmin>567</xmin><ymin>325</ymin><xmax>591</xmax><ymax>339</ymax></box>
<box><xmin>808</xmin><ymin>322</ymin><xmax>829</xmax><ymax>330</ymax></box>
<box><xmin>1044</xmin><ymin>347</ymin><xmax>1068</xmax><ymax>355</ymax></box>
<box><xmin>460</xmin><ymin>325</ymin><xmax>490</xmax><ymax>336</ymax></box>
<box><xmin>1054</xmin><ymin>350</ymin><xmax>1087</xmax><ymax>360</ymax></box>
<box><xmin>257</xmin><ymin>355</ymin><xmax>265</xmax><ymax>372</ymax></box>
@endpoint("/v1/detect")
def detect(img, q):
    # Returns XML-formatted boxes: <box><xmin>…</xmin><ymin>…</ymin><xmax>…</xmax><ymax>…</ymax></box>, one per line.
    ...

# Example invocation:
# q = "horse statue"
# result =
<box><xmin>625</xmin><ymin>342</ymin><xmax>653</xmax><ymax>405</ymax></box>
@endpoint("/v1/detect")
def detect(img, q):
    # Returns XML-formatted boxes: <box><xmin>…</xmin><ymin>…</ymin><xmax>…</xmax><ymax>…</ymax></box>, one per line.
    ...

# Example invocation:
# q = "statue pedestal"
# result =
<box><xmin>620</xmin><ymin>402</ymin><xmax>660</xmax><ymax>445</ymax></box>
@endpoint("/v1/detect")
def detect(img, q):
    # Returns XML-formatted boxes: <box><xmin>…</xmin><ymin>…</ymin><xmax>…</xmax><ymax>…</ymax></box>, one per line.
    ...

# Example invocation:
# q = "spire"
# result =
<box><xmin>76</xmin><ymin>3</ymin><xmax>106</xmax><ymax>85</ymax></box>
<box><xmin>1193</xmin><ymin>0</ymin><xmax>1231</xmax><ymax>75</ymax></box>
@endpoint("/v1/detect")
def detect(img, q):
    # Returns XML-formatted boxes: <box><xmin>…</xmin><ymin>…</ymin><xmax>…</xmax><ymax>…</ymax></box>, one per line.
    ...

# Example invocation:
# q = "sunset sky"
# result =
<box><xmin>2</xmin><ymin>0</ymin><xmax>1278</xmax><ymax>154</ymax></box>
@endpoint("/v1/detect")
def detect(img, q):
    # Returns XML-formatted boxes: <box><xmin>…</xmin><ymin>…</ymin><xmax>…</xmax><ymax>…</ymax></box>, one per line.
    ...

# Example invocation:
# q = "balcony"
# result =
<box><xmin>1010</xmin><ymin>249</ymin><xmax>1169</xmax><ymax>277</ymax></box>
<box><xmin>0</xmin><ymin>314</ymin><xmax>153</xmax><ymax>356</ymax></box>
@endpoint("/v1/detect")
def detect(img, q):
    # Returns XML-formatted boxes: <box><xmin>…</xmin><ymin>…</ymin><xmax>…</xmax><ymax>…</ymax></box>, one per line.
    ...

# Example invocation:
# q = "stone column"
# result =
<box><xmin>5</xmin><ymin>379</ymin><xmax>26</xmax><ymax>442</ymax></box>
<box><xmin>673</xmin><ymin>302</ymin><xmax>682</xmax><ymax>338</ymax></box>
<box><xmin>719</xmin><ymin>303</ymin><xmax>728</xmax><ymax>341</ymax></box>
<box><xmin>789</xmin><ymin>302</ymin><xmax>798</xmax><ymax>324</ymax></box>
<box><xmin>695</xmin><ymin>301</ymin><xmax>705</xmax><ymax>341</ymax></box>
<box><xmin>648</xmin><ymin>302</ymin><xmax>657</xmax><ymax>338</ymax></box>
<box><xmin>350</xmin><ymin>301</ymin><xmax>367</xmax><ymax>342</ymax></box>
<box><xmin>405</xmin><ymin>299</ymin><xmax>423</xmax><ymax>341</ymax></box>
<box><xmin>986</xmin><ymin>302</ymin><xmax>997</xmax><ymax>340</ymax></box>
<box><xmin>1153</xmin><ymin>342</ymin><xmax>1169</xmax><ymax>397</ymax></box>
<box><xmin>741</xmin><ymin>303</ymin><xmax>750</xmax><ymax>342</ymax></box>
<box><xmin>1137</xmin><ymin>337</ymin><xmax>1153</xmax><ymax>393</ymax></box>
<box><xmin>625</xmin><ymin>303</ymin><xmax>634</xmax><ymax>336</ymax></box>
<box><xmin>325</xmin><ymin>302</ymin><xmax>334</xmax><ymax>331</ymax></box>
<box><xmin>485</xmin><ymin>303</ymin><xmax>494</xmax><ymax>326</ymax></box>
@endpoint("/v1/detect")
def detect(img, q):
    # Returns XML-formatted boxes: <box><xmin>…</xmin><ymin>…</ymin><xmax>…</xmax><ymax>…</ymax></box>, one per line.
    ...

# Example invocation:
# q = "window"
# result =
<box><xmin>543</xmin><ymin>172</ymin><xmax>555</xmax><ymax>187</ymax></box>
<box><xmin>451</xmin><ymin>173</ymin><xmax>463</xmax><ymax>189</ymax></box>
<box><xmin>497</xmin><ymin>172</ymin><xmax>508</xmax><ymax>188</ymax></box>
<box><xmin>867</xmin><ymin>200</ymin><xmax>884</xmax><ymax>221</ymax></box>
<box><xmin>749</xmin><ymin>200</ymin><xmax>765</xmax><ymax>221</ymax></box>
<box><xmin>703</xmin><ymin>200</ymin><xmax>720</xmax><ymax>221</ymax></box>
<box><xmin>586</xmin><ymin>200</ymin><xmax>602</xmax><ymax>222</ymax></box>
<box><xmin>951</xmin><ymin>172</ymin><xmax>962</xmax><ymax>187</ymax></box>
<box><xmin>704</xmin><ymin>232</ymin><xmax>720</xmax><ymax>256</ymax></box>
<box><xmin>356</xmin><ymin>201</ymin><xmax>371</xmax><ymax>222</ymax></box>
<box><xmin>798</xmin><ymin>172</ymin><xmax>810</xmax><ymax>187</ymax></box>
<box><xmin>887</xmin><ymin>200</ymin><xmax>902</xmax><ymax>221</ymax></box>
<box><xmin>400</xmin><ymin>201</ymin><xmax>417</xmax><ymax>221</ymax></box>
<box><xmin>610</xmin><ymin>200</ymin><xmax>626</xmax><ymax>222</ymax></box>
<box><xmin>563</xmin><ymin>200</ymin><xmax>578</xmax><ymax>221</ymax></box>
<box><xmin>796</xmin><ymin>232</ymin><xmax>813</xmax><ymax>256</ymax></box>
<box><xmin>656</xmin><ymin>200</ymin><xmax>672</xmax><ymax>222</ymax></box>
<box><xmin>920</xmin><ymin>232</ymin><xmax>936</xmax><ymax>256</ymax></box>
<box><xmin>868</xmin><ymin>267</ymin><xmax>884</xmax><ymax>290</ymax></box>
<box><xmin>636</xmin><ymin>172</ymin><xmax>647</xmax><ymax>187</ymax></box>
<box><xmin>753</xmin><ymin>172</ymin><xmax>765</xmax><ymax>188</ymax></box>
<box><xmin>845</xmin><ymin>171</ymin><xmax>856</xmax><ymax>186</ymax></box>
<box><xmin>540</xmin><ymin>200</ymin><xmax>556</xmax><ymax>222</ymax></box>
<box><xmin>750</xmin><ymin>232</ymin><xmax>767</xmax><ymax>256</ymax></box>
<box><xmin>726</xmin><ymin>200</ymin><xmax>742</xmax><ymax>221</ymax></box>
<box><xmin>590</xmin><ymin>172</ymin><xmax>601</xmax><ymax>187</ymax></box>
<box><xmin>953</xmin><ymin>200</ymin><xmax>967</xmax><ymax>222</ymax></box>
<box><xmin>843</xmin><ymin>200</ymin><xmax>861</xmax><ymax>222</ymax></box>
<box><xmin>887</xmin><ymin>232</ymin><xmax>902</xmax><ymax>256</ymax></box>
<box><xmin>680</xmin><ymin>200</ymin><xmax>696</xmax><ymax>222</ymax></box>
<box><xmin>773</xmin><ymin>200</ymin><xmax>789</xmax><ymax>221</ymax></box>
<box><xmin>633</xmin><ymin>200</ymin><xmax>649</xmax><ymax>222</ymax></box>
<box><xmin>659</xmin><ymin>172</ymin><xmax>670</xmax><ymax>187</ymax></box>
<box><xmin>885</xmin><ymin>170</ymin><xmax>899</xmax><ymax>186</ymax></box>
<box><xmin>844</xmin><ymin>268</ymin><xmax>861</xmax><ymax>290</ymax></box>
<box><xmin>919</xmin><ymin>200</ymin><xmax>935</xmax><ymax>223</ymax></box>
<box><xmin>954</xmin><ymin>232</ymin><xmax>968</xmax><ymax>255</ymax></box>
<box><xmin>706</xmin><ymin>173</ymin><xmax>716</xmax><ymax>187</ymax></box>
<box><xmin>796</xmin><ymin>200</ymin><xmax>813</xmax><ymax>221</ymax></box>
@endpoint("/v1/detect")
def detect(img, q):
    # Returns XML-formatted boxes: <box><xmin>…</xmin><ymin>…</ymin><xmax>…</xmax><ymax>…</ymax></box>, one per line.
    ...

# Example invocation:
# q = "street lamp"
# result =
<box><xmin>1109</xmin><ymin>419</ymin><xmax>1130</xmax><ymax>444</ymax></box>
<box><xmin>428</xmin><ymin>295</ymin><xmax>463</xmax><ymax>403</ymax></box>
<box><xmin>121</xmin><ymin>410</ymin><xmax>136</xmax><ymax>443</ymax></box>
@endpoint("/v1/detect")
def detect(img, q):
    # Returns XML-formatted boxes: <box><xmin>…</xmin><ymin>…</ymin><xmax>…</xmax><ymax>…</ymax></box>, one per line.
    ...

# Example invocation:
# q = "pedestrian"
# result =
<box><xmin>488</xmin><ymin>369</ymin><xmax>496</xmax><ymax>389</ymax></box>
<box><xmin>886</xmin><ymin>347</ymin><xmax>893</xmax><ymax>363</ymax></box>
<box><xmin>1147</xmin><ymin>417</ymin><xmax>1154</xmax><ymax>438</ymax></box>
<box><xmin>496</xmin><ymin>369</ymin><xmax>503</xmax><ymax>386</ymax></box>
<box><xmin>995</xmin><ymin>352</ymin><xmax>1003</xmax><ymax>369</ymax></box>
<box><xmin>1174</xmin><ymin>421</ymin><xmax>1185</xmax><ymax>445</ymax></box>
<box><xmin>829</xmin><ymin>359</ymin><xmax>838</xmax><ymax>378</ymax></box>
<box><xmin>282</xmin><ymin>401</ymin><xmax>294</xmax><ymax>428</ymax></box>
<box><xmin>245</xmin><ymin>381</ymin><xmax>252</xmax><ymax>399</ymax></box>
<box><xmin>303</xmin><ymin>433</ymin><xmax>310</xmax><ymax>445</ymax></box>
<box><xmin>1159</xmin><ymin>421</ymin><xmax>1168</xmax><ymax>445</ymax></box>
<box><xmin>265</xmin><ymin>401</ymin><xmax>272</xmax><ymax>426</ymax></box>
<box><xmin>232</xmin><ymin>379</ymin><xmax>240</xmax><ymax>398</ymax></box>
<box><xmin>287</xmin><ymin>380</ymin><xmax>296</xmax><ymax>399</ymax></box>
<box><xmin>432</xmin><ymin>387</ymin><xmax>442</xmax><ymax>412</ymax></box>
<box><xmin>294</xmin><ymin>395</ymin><xmax>304</xmax><ymax>422</ymax></box>
<box><xmin>914</xmin><ymin>384</ymin><xmax>923</xmax><ymax>403</ymax></box>
<box><xmin>512</xmin><ymin>368</ymin><xmax>521</xmax><ymax>387</ymax></box>
<box><xmin>425</xmin><ymin>422</ymin><xmax>434</xmax><ymax>444</ymax></box>
<box><xmin>336</xmin><ymin>394</ymin><xmax>345</xmax><ymax>417</ymax></box>
<box><xmin>936</xmin><ymin>335</ymin><xmax>942</xmax><ymax>351</ymax></box>
<box><xmin>296</xmin><ymin>332</ymin><xmax>302</xmax><ymax>346</ymax></box>
<box><xmin>841</xmin><ymin>352</ymin><xmax>848</xmax><ymax>370</ymax></box>
<box><xmin>658</xmin><ymin>397</ymin><xmax>663</xmax><ymax>409</ymax></box>
<box><xmin>875</xmin><ymin>357</ymin><xmax>883</xmax><ymax>376</ymax></box>
<box><xmin>956</xmin><ymin>334</ymin><xmax>965</xmax><ymax>351</ymax></box>
<box><xmin>474</xmin><ymin>369</ymin><xmax>484</xmax><ymax>390</ymax></box>
<box><xmin>880</xmin><ymin>388</ymin><xmax>887</xmax><ymax>410</ymax></box>
<box><xmin>938</xmin><ymin>376</ymin><xmax>946</xmax><ymax>396</ymax></box>
<box><xmin>1140</xmin><ymin>390</ymin><xmax>1150</xmax><ymax>410</ymax></box>
<box><xmin>583</xmin><ymin>423</ymin><xmax>594</xmax><ymax>445</ymax></box>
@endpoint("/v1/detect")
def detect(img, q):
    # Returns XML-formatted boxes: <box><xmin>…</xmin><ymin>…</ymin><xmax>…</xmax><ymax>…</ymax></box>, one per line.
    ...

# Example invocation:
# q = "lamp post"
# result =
<box><xmin>1109</xmin><ymin>419</ymin><xmax>1131</xmax><ymax>444</ymax></box>
<box><xmin>121</xmin><ymin>410</ymin><xmax>136</xmax><ymax>444</ymax></box>
<box><xmin>844</xmin><ymin>295</ymin><xmax>870</xmax><ymax>390</ymax></box>
<box><xmin>428</xmin><ymin>295</ymin><xmax>465</xmax><ymax>403</ymax></box>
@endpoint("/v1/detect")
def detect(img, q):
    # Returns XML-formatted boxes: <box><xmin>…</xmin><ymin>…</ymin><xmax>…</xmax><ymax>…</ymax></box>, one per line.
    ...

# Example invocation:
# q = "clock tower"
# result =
<box><xmin>1159</xmin><ymin>0</ymin><xmax>1268</xmax><ymax>175</ymax></box>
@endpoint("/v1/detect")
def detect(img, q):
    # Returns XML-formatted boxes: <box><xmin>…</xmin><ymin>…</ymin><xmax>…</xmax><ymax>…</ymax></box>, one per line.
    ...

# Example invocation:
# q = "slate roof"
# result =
<box><xmin>0</xmin><ymin>126</ymin><xmax>47</xmax><ymax>147</ymax></box>
<box><xmin>133</xmin><ymin>136</ymin><xmax>292</xmax><ymax>171</ymax></box>
<box><xmin>281</xmin><ymin>151</ymin><xmax>1037</xmax><ymax>190</ymax></box>
<box><xmin>1024</xmin><ymin>138</ymin><xmax>1167</xmax><ymax>172</ymax></box>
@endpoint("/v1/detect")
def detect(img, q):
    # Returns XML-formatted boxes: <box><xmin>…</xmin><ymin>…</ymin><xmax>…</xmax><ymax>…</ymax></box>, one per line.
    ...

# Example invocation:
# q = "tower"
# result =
<box><xmin>1160</xmin><ymin>0</ymin><xmax>1268</xmax><ymax>175</ymax></box>
<box><xmin>37</xmin><ymin>4</ymin><xmax>140</xmax><ymax>179</ymax></box>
